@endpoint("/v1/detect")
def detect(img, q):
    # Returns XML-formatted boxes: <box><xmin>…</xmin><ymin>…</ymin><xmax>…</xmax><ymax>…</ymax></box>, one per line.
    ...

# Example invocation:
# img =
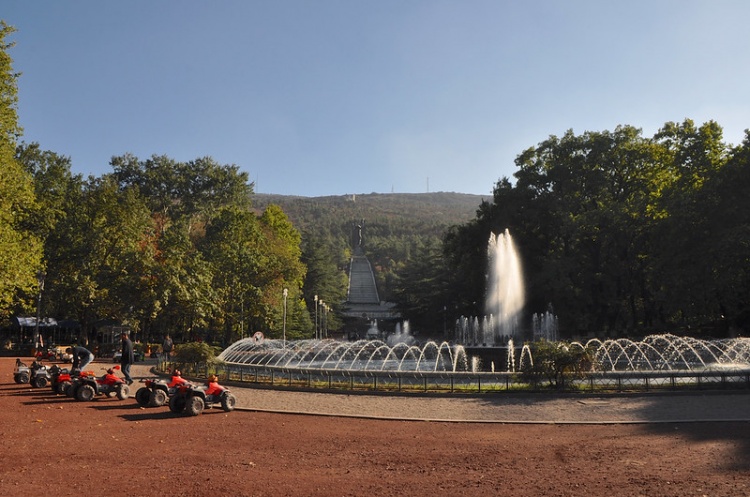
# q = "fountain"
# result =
<box><xmin>483</xmin><ymin>229</ymin><xmax>524</xmax><ymax>344</ymax></box>
<box><xmin>576</xmin><ymin>334</ymin><xmax>750</xmax><ymax>371</ymax></box>
<box><xmin>219</xmin><ymin>337</ymin><xmax>470</xmax><ymax>372</ymax></box>
<box><xmin>532</xmin><ymin>310</ymin><xmax>559</xmax><ymax>342</ymax></box>
<box><xmin>386</xmin><ymin>321</ymin><xmax>416</xmax><ymax>347</ymax></box>
<box><xmin>218</xmin><ymin>227</ymin><xmax>750</xmax><ymax>376</ymax></box>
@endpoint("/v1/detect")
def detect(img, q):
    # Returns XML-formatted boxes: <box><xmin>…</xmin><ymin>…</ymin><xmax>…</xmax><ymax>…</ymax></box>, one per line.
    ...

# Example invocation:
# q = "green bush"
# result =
<box><xmin>520</xmin><ymin>340</ymin><xmax>596</xmax><ymax>389</ymax></box>
<box><xmin>172</xmin><ymin>341</ymin><xmax>222</xmax><ymax>365</ymax></box>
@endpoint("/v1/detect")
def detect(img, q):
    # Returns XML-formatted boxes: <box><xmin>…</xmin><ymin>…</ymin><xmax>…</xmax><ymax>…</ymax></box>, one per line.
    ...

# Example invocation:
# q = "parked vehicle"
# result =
<box><xmin>13</xmin><ymin>359</ymin><xmax>30</xmax><ymax>384</ymax></box>
<box><xmin>29</xmin><ymin>360</ymin><xmax>53</xmax><ymax>388</ymax></box>
<box><xmin>168</xmin><ymin>374</ymin><xmax>236</xmax><ymax>416</ymax></box>
<box><xmin>71</xmin><ymin>366</ymin><xmax>130</xmax><ymax>402</ymax></box>
<box><xmin>135</xmin><ymin>370</ymin><xmax>190</xmax><ymax>408</ymax></box>
<box><xmin>49</xmin><ymin>365</ymin><xmax>75</xmax><ymax>395</ymax></box>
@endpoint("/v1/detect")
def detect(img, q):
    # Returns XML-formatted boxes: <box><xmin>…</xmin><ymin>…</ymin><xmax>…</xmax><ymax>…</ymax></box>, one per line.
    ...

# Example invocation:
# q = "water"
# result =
<box><xmin>532</xmin><ymin>310</ymin><xmax>558</xmax><ymax>342</ymax></box>
<box><xmin>578</xmin><ymin>334</ymin><xmax>750</xmax><ymax>371</ymax></box>
<box><xmin>219</xmin><ymin>337</ymin><xmax>470</xmax><ymax>372</ymax></box>
<box><xmin>484</xmin><ymin>229</ymin><xmax>524</xmax><ymax>343</ymax></box>
<box><xmin>452</xmin><ymin>230</ymin><xmax>526</xmax><ymax>346</ymax></box>
<box><xmin>219</xmin><ymin>226</ymin><xmax>750</xmax><ymax>374</ymax></box>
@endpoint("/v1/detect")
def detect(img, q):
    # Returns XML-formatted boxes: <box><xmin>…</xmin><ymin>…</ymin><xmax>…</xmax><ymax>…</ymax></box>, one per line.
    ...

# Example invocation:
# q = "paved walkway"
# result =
<box><xmin>126</xmin><ymin>359</ymin><xmax>750</xmax><ymax>424</ymax></box>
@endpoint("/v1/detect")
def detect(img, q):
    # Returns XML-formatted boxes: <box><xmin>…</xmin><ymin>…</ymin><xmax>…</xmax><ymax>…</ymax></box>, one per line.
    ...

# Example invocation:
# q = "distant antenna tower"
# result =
<box><xmin>426</xmin><ymin>177</ymin><xmax>430</xmax><ymax>193</ymax></box>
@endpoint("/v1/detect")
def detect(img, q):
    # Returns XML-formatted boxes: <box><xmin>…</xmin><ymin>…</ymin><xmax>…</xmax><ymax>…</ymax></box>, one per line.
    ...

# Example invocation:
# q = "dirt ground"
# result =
<box><xmin>2</xmin><ymin>357</ymin><xmax>749</xmax><ymax>497</ymax></box>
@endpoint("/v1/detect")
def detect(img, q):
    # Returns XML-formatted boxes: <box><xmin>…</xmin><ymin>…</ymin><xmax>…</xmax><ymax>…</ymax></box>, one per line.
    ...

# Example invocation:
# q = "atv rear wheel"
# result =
<box><xmin>149</xmin><ymin>389</ymin><xmax>168</xmax><ymax>407</ymax></box>
<box><xmin>186</xmin><ymin>395</ymin><xmax>205</xmax><ymax>416</ymax></box>
<box><xmin>221</xmin><ymin>393</ymin><xmax>237</xmax><ymax>412</ymax></box>
<box><xmin>169</xmin><ymin>394</ymin><xmax>187</xmax><ymax>413</ymax></box>
<box><xmin>135</xmin><ymin>387</ymin><xmax>150</xmax><ymax>406</ymax></box>
<box><xmin>57</xmin><ymin>381</ymin><xmax>72</xmax><ymax>395</ymax></box>
<box><xmin>76</xmin><ymin>384</ymin><xmax>96</xmax><ymax>401</ymax></box>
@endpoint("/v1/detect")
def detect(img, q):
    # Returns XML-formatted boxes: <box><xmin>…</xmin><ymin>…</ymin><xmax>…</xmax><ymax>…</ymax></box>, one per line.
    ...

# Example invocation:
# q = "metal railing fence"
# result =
<box><xmin>158</xmin><ymin>359</ymin><xmax>750</xmax><ymax>394</ymax></box>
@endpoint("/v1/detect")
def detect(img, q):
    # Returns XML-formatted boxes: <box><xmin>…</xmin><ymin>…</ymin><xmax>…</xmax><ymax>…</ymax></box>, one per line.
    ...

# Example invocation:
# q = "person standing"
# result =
<box><xmin>162</xmin><ymin>334</ymin><xmax>173</xmax><ymax>359</ymax></box>
<box><xmin>120</xmin><ymin>331</ymin><xmax>134</xmax><ymax>385</ymax></box>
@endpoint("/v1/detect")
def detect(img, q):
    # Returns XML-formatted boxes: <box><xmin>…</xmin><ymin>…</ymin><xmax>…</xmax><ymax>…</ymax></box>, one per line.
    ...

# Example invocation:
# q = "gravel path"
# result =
<box><xmin>127</xmin><ymin>359</ymin><xmax>750</xmax><ymax>424</ymax></box>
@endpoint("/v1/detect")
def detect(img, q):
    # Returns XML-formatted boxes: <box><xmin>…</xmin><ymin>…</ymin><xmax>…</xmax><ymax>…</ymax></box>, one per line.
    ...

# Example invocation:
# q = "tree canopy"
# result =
<box><xmin>0</xmin><ymin>22</ymin><xmax>42</xmax><ymax>318</ymax></box>
<box><xmin>438</xmin><ymin>121</ymin><xmax>750</xmax><ymax>338</ymax></box>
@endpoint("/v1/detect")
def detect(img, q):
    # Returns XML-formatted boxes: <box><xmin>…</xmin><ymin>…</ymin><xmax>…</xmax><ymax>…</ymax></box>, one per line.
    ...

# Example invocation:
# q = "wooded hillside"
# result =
<box><xmin>252</xmin><ymin>192</ymin><xmax>487</xmax><ymax>307</ymax></box>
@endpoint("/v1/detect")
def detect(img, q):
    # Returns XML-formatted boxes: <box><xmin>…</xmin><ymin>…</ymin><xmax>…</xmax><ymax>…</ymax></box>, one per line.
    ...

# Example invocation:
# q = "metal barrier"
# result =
<box><xmin>160</xmin><ymin>361</ymin><xmax>750</xmax><ymax>394</ymax></box>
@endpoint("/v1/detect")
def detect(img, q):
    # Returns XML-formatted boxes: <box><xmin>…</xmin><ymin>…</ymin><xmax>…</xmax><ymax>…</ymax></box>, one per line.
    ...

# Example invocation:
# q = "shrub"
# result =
<box><xmin>520</xmin><ymin>340</ymin><xmax>595</xmax><ymax>389</ymax></box>
<box><xmin>172</xmin><ymin>341</ymin><xmax>222</xmax><ymax>365</ymax></box>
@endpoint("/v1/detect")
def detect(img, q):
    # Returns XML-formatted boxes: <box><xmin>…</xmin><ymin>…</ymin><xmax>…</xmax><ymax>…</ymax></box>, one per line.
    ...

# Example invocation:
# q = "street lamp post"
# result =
<box><xmin>319</xmin><ymin>300</ymin><xmax>324</xmax><ymax>339</ymax></box>
<box><xmin>34</xmin><ymin>271</ymin><xmax>46</xmax><ymax>352</ymax></box>
<box><xmin>314</xmin><ymin>295</ymin><xmax>318</xmax><ymax>340</ymax></box>
<box><xmin>322</xmin><ymin>304</ymin><xmax>329</xmax><ymax>339</ymax></box>
<box><xmin>282</xmin><ymin>288</ymin><xmax>288</xmax><ymax>348</ymax></box>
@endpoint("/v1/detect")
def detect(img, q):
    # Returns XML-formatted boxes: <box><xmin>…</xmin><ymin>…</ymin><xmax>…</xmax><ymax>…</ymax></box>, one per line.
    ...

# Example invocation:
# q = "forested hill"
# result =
<box><xmin>252</xmin><ymin>192</ymin><xmax>488</xmax><ymax>238</ymax></box>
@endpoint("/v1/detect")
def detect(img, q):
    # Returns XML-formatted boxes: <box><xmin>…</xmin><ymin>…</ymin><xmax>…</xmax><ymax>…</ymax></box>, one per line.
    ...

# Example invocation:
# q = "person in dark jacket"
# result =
<box><xmin>120</xmin><ymin>331</ymin><xmax>135</xmax><ymax>385</ymax></box>
<box><xmin>66</xmin><ymin>345</ymin><xmax>94</xmax><ymax>372</ymax></box>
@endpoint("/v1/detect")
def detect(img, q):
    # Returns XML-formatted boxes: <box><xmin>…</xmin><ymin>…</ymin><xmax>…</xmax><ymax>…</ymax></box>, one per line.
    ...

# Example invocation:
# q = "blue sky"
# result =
<box><xmin>5</xmin><ymin>1</ymin><xmax>750</xmax><ymax>197</ymax></box>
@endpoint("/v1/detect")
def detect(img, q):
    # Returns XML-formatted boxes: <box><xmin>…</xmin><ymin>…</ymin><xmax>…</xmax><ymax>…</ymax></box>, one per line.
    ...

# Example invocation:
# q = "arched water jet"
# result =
<box><xmin>218</xmin><ymin>337</ymin><xmax>470</xmax><ymax>372</ymax></box>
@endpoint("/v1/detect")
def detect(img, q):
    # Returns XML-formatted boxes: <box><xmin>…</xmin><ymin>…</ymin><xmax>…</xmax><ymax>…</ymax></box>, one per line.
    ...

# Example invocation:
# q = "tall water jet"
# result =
<box><xmin>485</xmin><ymin>229</ymin><xmax>525</xmax><ymax>342</ymax></box>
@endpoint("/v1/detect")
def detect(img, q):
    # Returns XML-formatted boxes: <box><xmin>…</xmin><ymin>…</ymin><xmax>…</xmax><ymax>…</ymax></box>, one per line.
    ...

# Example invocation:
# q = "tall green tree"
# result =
<box><xmin>650</xmin><ymin>120</ymin><xmax>734</xmax><ymax>332</ymax></box>
<box><xmin>15</xmin><ymin>143</ymin><xmax>84</xmax><ymax>321</ymax></box>
<box><xmin>441</xmin><ymin>120</ymin><xmax>745</xmax><ymax>338</ymax></box>
<box><xmin>201</xmin><ymin>204</ymin><xmax>309</xmax><ymax>343</ymax></box>
<box><xmin>300</xmin><ymin>234</ymin><xmax>348</xmax><ymax>332</ymax></box>
<box><xmin>49</xmin><ymin>176</ymin><xmax>153</xmax><ymax>336</ymax></box>
<box><xmin>258</xmin><ymin>205</ymin><xmax>310</xmax><ymax>336</ymax></box>
<box><xmin>0</xmin><ymin>22</ymin><xmax>42</xmax><ymax>318</ymax></box>
<box><xmin>391</xmin><ymin>237</ymin><xmax>451</xmax><ymax>334</ymax></box>
<box><xmin>109</xmin><ymin>154</ymin><xmax>254</xmax><ymax>341</ymax></box>
<box><xmin>110</xmin><ymin>154</ymin><xmax>252</xmax><ymax>231</ymax></box>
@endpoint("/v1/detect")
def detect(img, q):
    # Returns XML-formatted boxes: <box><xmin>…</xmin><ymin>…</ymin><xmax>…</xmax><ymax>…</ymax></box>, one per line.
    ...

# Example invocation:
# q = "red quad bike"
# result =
<box><xmin>49</xmin><ymin>365</ymin><xmax>76</xmax><ymax>395</ymax></box>
<box><xmin>65</xmin><ymin>369</ymin><xmax>94</xmax><ymax>398</ymax></box>
<box><xmin>169</xmin><ymin>375</ymin><xmax>236</xmax><ymax>416</ymax></box>
<box><xmin>73</xmin><ymin>366</ymin><xmax>130</xmax><ymax>402</ymax></box>
<box><xmin>135</xmin><ymin>370</ymin><xmax>190</xmax><ymax>408</ymax></box>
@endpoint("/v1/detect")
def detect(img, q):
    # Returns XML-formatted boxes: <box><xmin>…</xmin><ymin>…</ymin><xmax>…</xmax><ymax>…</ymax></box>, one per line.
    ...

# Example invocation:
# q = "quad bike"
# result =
<box><xmin>29</xmin><ymin>360</ymin><xmax>53</xmax><ymax>388</ymax></box>
<box><xmin>13</xmin><ymin>359</ymin><xmax>30</xmax><ymax>384</ymax></box>
<box><xmin>65</xmin><ymin>370</ymin><xmax>93</xmax><ymax>398</ymax></box>
<box><xmin>168</xmin><ymin>375</ymin><xmax>236</xmax><ymax>416</ymax></box>
<box><xmin>49</xmin><ymin>365</ymin><xmax>76</xmax><ymax>395</ymax></box>
<box><xmin>135</xmin><ymin>370</ymin><xmax>190</xmax><ymax>408</ymax></box>
<box><xmin>71</xmin><ymin>366</ymin><xmax>130</xmax><ymax>401</ymax></box>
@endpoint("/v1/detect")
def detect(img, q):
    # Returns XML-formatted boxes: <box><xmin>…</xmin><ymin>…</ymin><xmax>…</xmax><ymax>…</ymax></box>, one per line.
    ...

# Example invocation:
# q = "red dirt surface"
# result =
<box><xmin>1</xmin><ymin>357</ymin><xmax>749</xmax><ymax>497</ymax></box>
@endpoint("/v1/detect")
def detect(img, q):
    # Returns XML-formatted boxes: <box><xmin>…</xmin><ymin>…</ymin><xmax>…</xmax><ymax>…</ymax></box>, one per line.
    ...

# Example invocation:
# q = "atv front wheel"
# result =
<box><xmin>135</xmin><ymin>387</ymin><xmax>150</xmax><ymax>406</ymax></box>
<box><xmin>15</xmin><ymin>373</ymin><xmax>29</xmax><ymax>384</ymax></box>
<box><xmin>116</xmin><ymin>384</ymin><xmax>130</xmax><ymax>400</ymax></box>
<box><xmin>76</xmin><ymin>384</ymin><xmax>96</xmax><ymax>401</ymax></box>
